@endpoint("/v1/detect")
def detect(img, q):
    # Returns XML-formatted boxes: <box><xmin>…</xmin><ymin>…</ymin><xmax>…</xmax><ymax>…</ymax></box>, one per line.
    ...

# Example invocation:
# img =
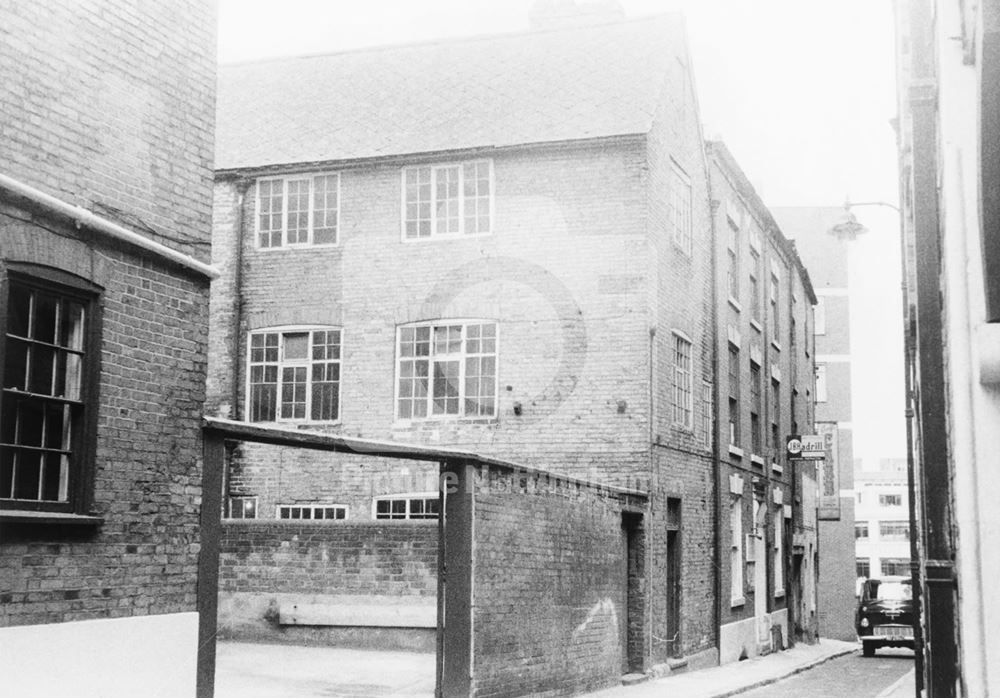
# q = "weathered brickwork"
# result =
<box><xmin>0</xmin><ymin>0</ymin><xmax>215</xmax><ymax>633</ymax></box>
<box><xmin>0</xmin><ymin>0</ymin><xmax>216</xmax><ymax>261</ymax></box>
<box><xmin>471</xmin><ymin>466</ymin><xmax>639</xmax><ymax>697</ymax></box>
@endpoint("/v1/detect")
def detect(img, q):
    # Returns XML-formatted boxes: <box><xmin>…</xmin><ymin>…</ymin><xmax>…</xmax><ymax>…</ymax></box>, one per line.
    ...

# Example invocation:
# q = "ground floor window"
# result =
<box><xmin>227</xmin><ymin>496</ymin><xmax>258</xmax><ymax>519</ymax></box>
<box><xmin>881</xmin><ymin>557</ymin><xmax>911</xmax><ymax>576</ymax></box>
<box><xmin>277</xmin><ymin>503</ymin><xmax>347</xmax><ymax>520</ymax></box>
<box><xmin>374</xmin><ymin>492</ymin><xmax>439</xmax><ymax>520</ymax></box>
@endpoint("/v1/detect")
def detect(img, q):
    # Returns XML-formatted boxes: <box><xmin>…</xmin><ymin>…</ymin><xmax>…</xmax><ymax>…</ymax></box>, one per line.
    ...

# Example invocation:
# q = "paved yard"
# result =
<box><xmin>214</xmin><ymin>641</ymin><xmax>435</xmax><ymax>697</ymax></box>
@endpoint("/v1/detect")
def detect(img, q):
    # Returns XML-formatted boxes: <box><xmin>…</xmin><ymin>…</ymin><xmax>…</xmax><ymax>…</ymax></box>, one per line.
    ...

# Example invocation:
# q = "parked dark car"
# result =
<box><xmin>856</xmin><ymin>576</ymin><xmax>916</xmax><ymax>657</ymax></box>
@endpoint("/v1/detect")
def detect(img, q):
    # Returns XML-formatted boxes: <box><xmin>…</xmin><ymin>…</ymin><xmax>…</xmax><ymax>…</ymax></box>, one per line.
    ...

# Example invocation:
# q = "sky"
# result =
<box><xmin>217</xmin><ymin>0</ymin><xmax>907</xmax><ymax>465</ymax></box>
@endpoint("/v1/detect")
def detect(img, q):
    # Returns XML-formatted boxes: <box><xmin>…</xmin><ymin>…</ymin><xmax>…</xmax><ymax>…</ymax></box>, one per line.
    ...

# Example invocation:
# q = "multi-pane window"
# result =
<box><xmin>879</xmin><ymin>521</ymin><xmax>910</xmax><ymax>541</ymax></box>
<box><xmin>700</xmin><ymin>381</ymin><xmax>713</xmax><ymax>447</ymax></box>
<box><xmin>2</xmin><ymin>271</ymin><xmax>95</xmax><ymax>510</ymax></box>
<box><xmin>857</xmin><ymin>558</ymin><xmax>871</xmax><ymax>579</ymax></box>
<box><xmin>403</xmin><ymin>161</ymin><xmax>492</xmax><ymax>239</ymax></box>
<box><xmin>396</xmin><ymin>321</ymin><xmax>497</xmax><ymax>419</ymax></box>
<box><xmin>669</xmin><ymin>163</ymin><xmax>692</xmax><ymax>253</ymax></box>
<box><xmin>727</xmin><ymin>345</ymin><xmax>740</xmax><ymax>446</ymax></box>
<box><xmin>750</xmin><ymin>361</ymin><xmax>762</xmax><ymax>455</ymax></box>
<box><xmin>374</xmin><ymin>493</ymin><xmax>440</xmax><ymax>520</ymax></box>
<box><xmin>256</xmin><ymin>174</ymin><xmax>339</xmax><ymax>248</ymax></box>
<box><xmin>672</xmin><ymin>333</ymin><xmax>693</xmax><ymax>428</ymax></box>
<box><xmin>769</xmin><ymin>273</ymin><xmax>780</xmax><ymax>343</ymax></box>
<box><xmin>770</xmin><ymin>378</ymin><xmax>781</xmax><ymax>460</ymax></box>
<box><xmin>773</xmin><ymin>509</ymin><xmax>784</xmax><ymax>594</ymax></box>
<box><xmin>278</xmin><ymin>504</ymin><xmax>347</xmax><ymax>520</ymax></box>
<box><xmin>227</xmin><ymin>496</ymin><xmax>258</xmax><ymax>519</ymax></box>
<box><xmin>248</xmin><ymin>328</ymin><xmax>341</xmax><ymax>422</ymax></box>
<box><xmin>879</xmin><ymin>493</ymin><xmax>903</xmax><ymax>507</ymax></box>
<box><xmin>730</xmin><ymin>498</ymin><xmax>744</xmax><ymax>603</ymax></box>
<box><xmin>749</xmin><ymin>249</ymin><xmax>762</xmax><ymax>321</ymax></box>
<box><xmin>855</xmin><ymin>522</ymin><xmax>870</xmax><ymax>539</ymax></box>
<box><xmin>727</xmin><ymin>224</ymin><xmax>740</xmax><ymax>300</ymax></box>
<box><xmin>815</xmin><ymin>363</ymin><xmax>828</xmax><ymax>402</ymax></box>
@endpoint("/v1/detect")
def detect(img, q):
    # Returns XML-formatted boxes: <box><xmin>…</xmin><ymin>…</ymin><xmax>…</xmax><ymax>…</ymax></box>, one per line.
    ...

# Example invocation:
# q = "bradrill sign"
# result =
<box><xmin>786</xmin><ymin>427</ymin><xmax>839</xmax><ymax>520</ymax></box>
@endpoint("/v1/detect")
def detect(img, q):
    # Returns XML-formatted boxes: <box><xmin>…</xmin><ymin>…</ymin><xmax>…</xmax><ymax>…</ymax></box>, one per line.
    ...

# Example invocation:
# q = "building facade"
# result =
<box><xmin>706</xmin><ymin>143</ymin><xmax>818</xmax><ymax>663</ymax></box>
<box><xmin>0</xmin><ymin>1</ymin><xmax>216</xmax><ymax>696</ymax></box>
<box><xmin>771</xmin><ymin>206</ymin><xmax>859</xmax><ymax>643</ymax></box>
<box><xmin>209</xmin><ymin>14</ymin><xmax>720</xmax><ymax>688</ymax></box>
<box><xmin>854</xmin><ymin>458</ymin><xmax>911</xmax><ymax>583</ymax></box>
<box><xmin>894</xmin><ymin>0</ymin><xmax>1000</xmax><ymax>694</ymax></box>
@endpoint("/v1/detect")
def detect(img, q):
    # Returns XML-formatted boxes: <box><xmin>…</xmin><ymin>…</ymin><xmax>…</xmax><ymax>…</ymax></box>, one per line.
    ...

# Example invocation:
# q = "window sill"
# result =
<box><xmin>771</xmin><ymin>340</ymin><xmax>782</xmax><ymax>352</ymax></box>
<box><xmin>728</xmin><ymin>444</ymin><xmax>744</xmax><ymax>458</ymax></box>
<box><xmin>771</xmin><ymin>462</ymin><xmax>784</xmax><ymax>474</ymax></box>
<box><xmin>0</xmin><ymin>510</ymin><xmax>104</xmax><ymax>526</ymax></box>
<box><xmin>750</xmin><ymin>454</ymin><xmax>765</xmax><ymax>467</ymax></box>
<box><xmin>255</xmin><ymin>242</ymin><xmax>340</xmax><ymax>252</ymax></box>
<box><xmin>401</xmin><ymin>232</ymin><xmax>493</xmax><ymax>243</ymax></box>
<box><xmin>728</xmin><ymin>297</ymin><xmax>742</xmax><ymax>312</ymax></box>
<box><xmin>394</xmin><ymin>416</ymin><xmax>498</xmax><ymax>427</ymax></box>
<box><xmin>774</xmin><ymin>590</ymin><xmax>785</xmax><ymax>599</ymax></box>
<box><xmin>750</xmin><ymin>319</ymin><xmax>763</xmax><ymax>333</ymax></box>
<box><xmin>730</xmin><ymin>597</ymin><xmax>746</xmax><ymax>608</ymax></box>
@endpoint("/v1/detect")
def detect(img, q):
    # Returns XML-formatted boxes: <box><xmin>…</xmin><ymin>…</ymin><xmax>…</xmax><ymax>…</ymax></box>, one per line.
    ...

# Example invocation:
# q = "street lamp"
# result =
<box><xmin>826</xmin><ymin>197</ymin><xmax>922</xmax><ymax>687</ymax></box>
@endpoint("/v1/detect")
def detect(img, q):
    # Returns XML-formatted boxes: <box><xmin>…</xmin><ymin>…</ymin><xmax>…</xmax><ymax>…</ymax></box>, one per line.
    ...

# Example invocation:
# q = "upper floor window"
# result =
<box><xmin>727</xmin><ymin>345</ymin><xmax>740</xmax><ymax>447</ymax></box>
<box><xmin>396</xmin><ymin>321</ymin><xmax>497</xmax><ymax>419</ymax></box>
<box><xmin>750</xmin><ymin>361</ymin><xmax>762</xmax><ymax>455</ymax></box>
<box><xmin>700</xmin><ymin>380</ymin><xmax>713</xmax><ymax>448</ymax></box>
<box><xmin>402</xmin><ymin>161</ymin><xmax>492</xmax><ymax>240</ymax></box>
<box><xmin>769</xmin><ymin>272</ymin><xmax>780</xmax><ymax>343</ymax></box>
<box><xmin>727</xmin><ymin>224</ymin><xmax>740</xmax><ymax>301</ymax></box>
<box><xmin>879</xmin><ymin>493</ymin><xmax>903</xmax><ymax>507</ymax></box>
<box><xmin>1</xmin><ymin>267</ymin><xmax>99</xmax><ymax>513</ymax></box>
<box><xmin>672</xmin><ymin>332</ymin><xmax>693</xmax><ymax>428</ymax></box>
<box><xmin>855</xmin><ymin>522</ymin><xmax>869</xmax><ymax>539</ymax></box>
<box><xmin>374</xmin><ymin>492</ymin><xmax>439</xmax><ymax>520</ymax></box>
<box><xmin>879</xmin><ymin>521</ymin><xmax>910</xmax><ymax>541</ymax></box>
<box><xmin>256</xmin><ymin>173</ymin><xmax>340</xmax><ymax>248</ymax></box>
<box><xmin>247</xmin><ymin>327</ymin><xmax>341</xmax><ymax>423</ymax></box>
<box><xmin>669</xmin><ymin>162</ymin><xmax>692</xmax><ymax>254</ymax></box>
<box><xmin>749</xmin><ymin>249</ymin><xmax>762</xmax><ymax>321</ymax></box>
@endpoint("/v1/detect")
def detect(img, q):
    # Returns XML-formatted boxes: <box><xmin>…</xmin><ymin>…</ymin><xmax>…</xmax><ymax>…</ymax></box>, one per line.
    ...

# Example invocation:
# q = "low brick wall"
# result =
<box><xmin>217</xmin><ymin>520</ymin><xmax>437</xmax><ymax>649</ymax></box>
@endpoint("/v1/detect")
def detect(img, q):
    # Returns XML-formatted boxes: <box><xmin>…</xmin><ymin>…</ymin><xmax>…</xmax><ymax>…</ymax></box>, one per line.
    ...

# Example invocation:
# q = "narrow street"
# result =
<box><xmin>740</xmin><ymin>649</ymin><xmax>914</xmax><ymax>698</ymax></box>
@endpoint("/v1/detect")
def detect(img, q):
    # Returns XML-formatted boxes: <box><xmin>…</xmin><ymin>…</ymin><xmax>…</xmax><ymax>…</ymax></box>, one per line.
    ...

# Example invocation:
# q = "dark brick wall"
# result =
<box><xmin>471</xmin><ymin>466</ymin><xmax>637</xmax><ymax>697</ymax></box>
<box><xmin>0</xmin><ymin>0</ymin><xmax>214</xmax><ymax>628</ymax></box>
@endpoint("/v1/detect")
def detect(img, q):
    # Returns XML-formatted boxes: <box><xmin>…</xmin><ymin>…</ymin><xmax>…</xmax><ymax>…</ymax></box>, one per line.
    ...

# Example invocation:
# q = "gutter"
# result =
<box><xmin>0</xmin><ymin>172</ymin><xmax>219</xmax><ymax>281</ymax></box>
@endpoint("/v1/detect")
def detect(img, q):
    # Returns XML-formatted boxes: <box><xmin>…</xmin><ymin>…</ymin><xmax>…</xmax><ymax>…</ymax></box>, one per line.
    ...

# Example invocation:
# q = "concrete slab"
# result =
<box><xmin>214</xmin><ymin>641</ymin><xmax>435</xmax><ymax>697</ymax></box>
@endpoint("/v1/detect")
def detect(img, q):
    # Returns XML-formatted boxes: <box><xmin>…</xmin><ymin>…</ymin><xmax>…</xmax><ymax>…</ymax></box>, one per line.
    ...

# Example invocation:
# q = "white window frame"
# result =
<box><xmin>227</xmin><ymin>495</ymin><xmax>258</xmax><ymax>519</ymax></box>
<box><xmin>878</xmin><ymin>520</ymin><xmax>910</xmax><ymax>541</ymax></box>
<box><xmin>730</xmin><ymin>497</ymin><xmax>745</xmax><ymax>605</ymax></box>
<box><xmin>669</xmin><ymin>161</ymin><xmax>692</xmax><ymax>254</ymax></box>
<box><xmin>815</xmin><ymin>363</ymin><xmax>828</xmax><ymax>403</ymax></box>
<box><xmin>372</xmin><ymin>492</ymin><xmax>440</xmax><ymax>520</ymax></box>
<box><xmin>246</xmin><ymin>326</ymin><xmax>343</xmax><ymax>424</ymax></box>
<box><xmin>400</xmin><ymin>159</ymin><xmax>494</xmax><ymax>241</ymax></box>
<box><xmin>700</xmin><ymin>380</ymin><xmax>714</xmax><ymax>448</ymax></box>
<box><xmin>394</xmin><ymin>320</ymin><xmax>498</xmax><ymax>421</ymax></box>
<box><xmin>879</xmin><ymin>493</ymin><xmax>903</xmax><ymax>507</ymax></box>
<box><xmin>255</xmin><ymin>172</ymin><xmax>340</xmax><ymax>249</ymax></box>
<box><xmin>672</xmin><ymin>331</ymin><xmax>693</xmax><ymax>428</ymax></box>
<box><xmin>276</xmin><ymin>503</ymin><xmax>348</xmax><ymax>520</ymax></box>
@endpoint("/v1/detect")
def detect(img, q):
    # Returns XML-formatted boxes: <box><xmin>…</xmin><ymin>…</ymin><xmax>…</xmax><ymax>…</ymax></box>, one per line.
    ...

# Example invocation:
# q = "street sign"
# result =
<box><xmin>786</xmin><ymin>434</ymin><xmax>825</xmax><ymax>460</ymax></box>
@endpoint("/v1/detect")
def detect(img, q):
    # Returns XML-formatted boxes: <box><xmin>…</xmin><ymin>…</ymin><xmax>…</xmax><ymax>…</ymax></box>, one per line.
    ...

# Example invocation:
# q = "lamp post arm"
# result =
<box><xmin>845</xmin><ymin>200</ymin><xmax>902</xmax><ymax>214</ymax></box>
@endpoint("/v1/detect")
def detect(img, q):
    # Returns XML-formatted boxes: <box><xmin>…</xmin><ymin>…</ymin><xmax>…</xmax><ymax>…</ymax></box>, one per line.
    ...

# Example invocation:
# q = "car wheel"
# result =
<box><xmin>862</xmin><ymin>641</ymin><xmax>876</xmax><ymax>657</ymax></box>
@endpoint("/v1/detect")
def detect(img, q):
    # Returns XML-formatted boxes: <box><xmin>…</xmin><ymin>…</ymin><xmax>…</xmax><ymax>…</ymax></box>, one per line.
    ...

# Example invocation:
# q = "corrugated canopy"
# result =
<box><xmin>215</xmin><ymin>15</ymin><xmax>681</xmax><ymax>171</ymax></box>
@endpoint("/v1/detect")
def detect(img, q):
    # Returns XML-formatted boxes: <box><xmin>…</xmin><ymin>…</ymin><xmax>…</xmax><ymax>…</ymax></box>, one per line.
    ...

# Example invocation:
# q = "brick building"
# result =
<box><xmin>706</xmin><ymin>144</ymin><xmax>819</xmax><ymax>663</ymax></box>
<box><xmin>209</xmin><ymin>12</ymin><xmax>720</xmax><ymax>690</ymax></box>
<box><xmin>771</xmin><ymin>206</ymin><xmax>859</xmax><ymax>642</ymax></box>
<box><xmin>0</xmin><ymin>1</ymin><xmax>216</xmax><ymax>696</ymax></box>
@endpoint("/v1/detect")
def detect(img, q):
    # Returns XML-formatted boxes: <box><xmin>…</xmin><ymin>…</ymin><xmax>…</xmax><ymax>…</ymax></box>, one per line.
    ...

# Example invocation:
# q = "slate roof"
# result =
<box><xmin>215</xmin><ymin>15</ymin><xmax>683</xmax><ymax>171</ymax></box>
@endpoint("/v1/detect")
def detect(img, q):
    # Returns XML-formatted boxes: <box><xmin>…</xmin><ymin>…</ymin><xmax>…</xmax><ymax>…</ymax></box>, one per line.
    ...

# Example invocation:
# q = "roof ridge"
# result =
<box><xmin>219</xmin><ymin>11</ymin><xmax>678</xmax><ymax>68</ymax></box>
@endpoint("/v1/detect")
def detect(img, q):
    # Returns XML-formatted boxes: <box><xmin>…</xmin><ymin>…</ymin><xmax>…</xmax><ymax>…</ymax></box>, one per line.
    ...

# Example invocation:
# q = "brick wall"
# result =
<box><xmin>471</xmin><ymin>465</ymin><xmax>639</xmax><ymax>697</ymax></box>
<box><xmin>0</xmin><ymin>0</ymin><xmax>214</xmax><ymax>631</ymax></box>
<box><xmin>216</xmin><ymin>520</ymin><xmax>436</xmax><ymax>647</ymax></box>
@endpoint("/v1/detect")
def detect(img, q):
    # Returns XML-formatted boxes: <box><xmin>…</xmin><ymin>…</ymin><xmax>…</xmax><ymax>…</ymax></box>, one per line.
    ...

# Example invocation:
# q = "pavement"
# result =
<box><xmin>214</xmin><ymin>637</ymin><xmax>920</xmax><ymax>698</ymax></box>
<box><xmin>585</xmin><ymin>639</ymin><xmax>861</xmax><ymax>698</ymax></box>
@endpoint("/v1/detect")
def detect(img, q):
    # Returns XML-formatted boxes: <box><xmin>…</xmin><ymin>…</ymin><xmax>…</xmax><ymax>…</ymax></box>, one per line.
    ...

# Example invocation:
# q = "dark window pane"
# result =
<box><xmin>41</xmin><ymin>453</ymin><xmax>62</xmax><ymax>501</ymax></box>
<box><xmin>16</xmin><ymin>399</ymin><xmax>44</xmax><ymax>447</ymax></box>
<box><xmin>33</xmin><ymin>293</ymin><xmax>57</xmax><ymax>344</ymax></box>
<box><xmin>4</xmin><ymin>339</ymin><xmax>28</xmax><ymax>390</ymax></box>
<box><xmin>28</xmin><ymin>345</ymin><xmax>55</xmax><ymax>395</ymax></box>
<box><xmin>13</xmin><ymin>450</ymin><xmax>41</xmax><ymax>499</ymax></box>
<box><xmin>0</xmin><ymin>449</ymin><xmax>13</xmax><ymax>498</ymax></box>
<box><xmin>8</xmin><ymin>285</ymin><xmax>31</xmax><ymax>337</ymax></box>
